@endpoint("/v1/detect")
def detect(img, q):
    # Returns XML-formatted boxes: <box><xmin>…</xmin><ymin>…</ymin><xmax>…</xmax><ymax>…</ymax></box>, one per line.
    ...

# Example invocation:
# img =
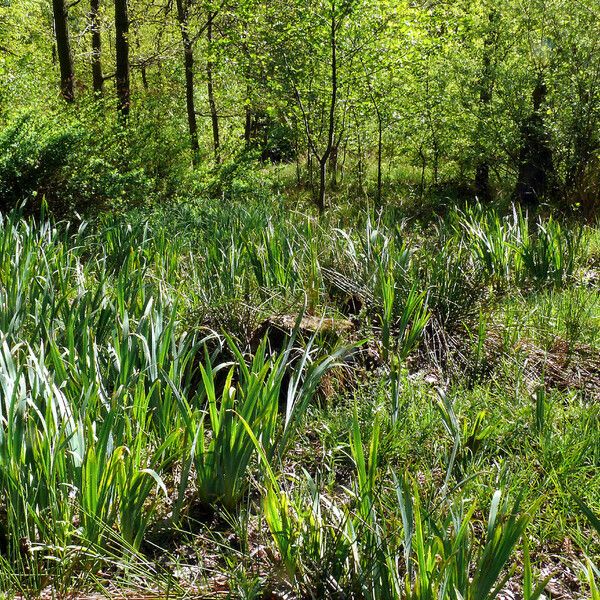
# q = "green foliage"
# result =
<box><xmin>0</xmin><ymin>179</ymin><xmax>597</xmax><ymax>597</ymax></box>
<box><xmin>1</xmin><ymin>0</ymin><xmax>599</xmax><ymax>593</ymax></box>
<box><xmin>1</xmin><ymin>0</ymin><xmax>599</xmax><ymax>215</ymax></box>
<box><xmin>174</xmin><ymin>337</ymin><xmax>283</xmax><ymax>510</ymax></box>
<box><xmin>204</xmin><ymin>151</ymin><xmax>276</xmax><ymax>203</ymax></box>
<box><xmin>458</xmin><ymin>204</ymin><xmax>583</xmax><ymax>288</ymax></box>
<box><xmin>0</xmin><ymin>112</ymin><xmax>82</xmax><ymax>213</ymax></box>
<box><xmin>0</xmin><ymin>101</ymin><xmax>192</xmax><ymax>215</ymax></box>
<box><xmin>516</xmin><ymin>212</ymin><xmax>582</xmax><ymax>287</ymax></box>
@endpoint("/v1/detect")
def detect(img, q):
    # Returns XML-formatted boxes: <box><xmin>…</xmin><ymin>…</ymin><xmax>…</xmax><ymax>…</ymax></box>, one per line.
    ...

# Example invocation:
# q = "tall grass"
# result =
<box><xmin>0</xmin><ymin>204</ymin><xmax>595</xmax><ymax>596</ymax></box>
<box><xmin>459</xmin><ymin>204</ymin><xmax>583</xmax><ymax>288</ymax></box>
<box><xmin>259</xmin><ymin>406</ymin><xmax>536</xmax><ymax>599</ymax></box>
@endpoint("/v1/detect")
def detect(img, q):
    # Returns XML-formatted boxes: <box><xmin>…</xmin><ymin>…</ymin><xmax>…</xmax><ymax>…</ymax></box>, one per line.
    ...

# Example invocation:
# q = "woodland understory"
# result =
<box><xmin>0</xmin><ymin>0</ymin><xmax>599</xmax><ymax>598</ymax></box>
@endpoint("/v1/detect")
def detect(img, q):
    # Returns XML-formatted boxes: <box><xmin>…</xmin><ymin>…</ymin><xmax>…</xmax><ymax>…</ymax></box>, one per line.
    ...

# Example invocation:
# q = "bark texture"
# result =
<box><xmin>52</xmin><ymin>0</ymin><xmax>75</xmax><ymax>102</ymax></box>
<box><xmin>90</xmin><ymin>0</ymin><xmax>103</xmax><ymax>95</ymax></box>
<box><xmin>176</xmin><ymin>0</ymin><xmax>200</xmax><ymax>164</ymax></box>
<box><xmin>115</xmin><ymin>0</ymin><xmax>130</xmax><ymax>118</ymax></box>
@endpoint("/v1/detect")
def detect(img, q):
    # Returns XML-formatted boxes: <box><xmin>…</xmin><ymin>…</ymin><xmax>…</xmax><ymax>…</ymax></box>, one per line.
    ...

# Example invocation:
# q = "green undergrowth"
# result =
<box><xmin>0</xmin><ymin>199</ymin><xmax>598</xmax><ymax>598</ymax></box>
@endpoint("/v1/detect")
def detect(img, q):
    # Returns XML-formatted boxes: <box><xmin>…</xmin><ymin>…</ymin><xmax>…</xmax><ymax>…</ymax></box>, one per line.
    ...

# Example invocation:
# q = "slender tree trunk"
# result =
<box><xmin>340</xmin><ymin>136</ymin><xmax>348</xmax><ymax>184</ymax></box>
<box><xmin>355</xmin><ymin>113</ymin><xmax>364</xmax><ymax>195</ymax></box>
<box><xmin>316</xmin><ymin>3</ymin><xmax>338</xmax><ymax>212</ymax></box>
<box><xmin>377</xmin><ymin>120</ymin><xmax>383</xmax><ymax>205</ymax></box>
<box><xmin>318</xmin><ymin>158</ymin><xmax>327</xmax><ymax>213</ymax></box>
<box><xmin>423</xmin><ymin>62</ymin><xmax>439</xmax><ymax>187</ymax></box>
<box><xmin>474</xmin><ymin>162</ymin><xmax>490</xmax><ymax>201</ymax></box>
<box><xmin>176</xmin><ymin>0</ymin><xmax>200</xmax><ymax>165</ymax></box>
<box><xmin>141</xmin><ymin>64</ymin><xmax>149</xmax><ymax>90</ymax></box>
<box><xmin>566</xmin><ymin>83</ymin><xmax>596</xmax><ymax>197</ymax></box>
<box><xmin>90</xmin><ymin>0</ymin><xmax>103</xmax><ymax>95</ymax></box>
<box><xmin>330</xmin><ymin>144</ymin><xmax>338</xmax><ymax>189</ymax></box>
<box><xmin>361</xmin><ymin>60</ymin><xmax>383</xmax><ymax>204</ymax></box>
<box><xmin>474</xmin><ymin>10</ymin><xmax>499</xmax><ymax>202</ymax></box>
<box><xmin>244</xmin><ymin>102</ymin><xmax>252</xmax><ymax>147</ymax></box>
<box><xmin>295</xmin><ymin>139</ymin><xmax>301</xmax><ymax>186</ymax></box>
<box><xmin>136</xmin><ymin>36</ymin><xmax>148</xmax><ymax>90</ymax></box>
<box><xmin>115</xmin><ymin>0</ymin><xmax>130</xmax><ymax>119</ymax></box>
<box><xmin>418</xmin><ymin>145</ymin><xmax>426</xmax><ymax>200</ymax></box>
<box><xmin>474</xmin><ymin>61</ymin><xmax>491</xmax><ymax>197</ymax></box>
<box><xmin>52</xmin><ymin>0</ymin><xmax>75</xmax><ymax>102</ymax></box>
<box><xmin>242</xmin><ymin>36</ymin><xmax>252</xmax><ymax>148</ymax></box>
<box><xmin>207</xmin><ymin>13</ymin><xmax>220</xmax><ymax>163</ymax></box>
<box><xmin>474</xmin><ymin>66</ymin><xmax>493</xmax><ymax>201</ymax></box>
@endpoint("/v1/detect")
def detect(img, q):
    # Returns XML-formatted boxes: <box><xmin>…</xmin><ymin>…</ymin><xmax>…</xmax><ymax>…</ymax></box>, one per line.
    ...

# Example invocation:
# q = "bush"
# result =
<box><xmin>0</xmin><ymin>113</ymin><xmax>82</xmax><ymax>214</ymax></box>
<box><xmin>0</xmin><ymin>106</ymin><xmax>183</xmax><ymax>217</ymax></box>
<box><xmin>205</xmin><ymin>150</ymin><xmax>276</xmax><ymax>203</ymax></box>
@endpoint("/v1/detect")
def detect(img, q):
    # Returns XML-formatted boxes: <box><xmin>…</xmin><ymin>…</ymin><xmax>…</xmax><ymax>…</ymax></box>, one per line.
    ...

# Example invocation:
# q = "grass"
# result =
<box><xmin>0</xmin><ymin>200</ymin><xmax>597</xmax><ymax>598</ymax></box>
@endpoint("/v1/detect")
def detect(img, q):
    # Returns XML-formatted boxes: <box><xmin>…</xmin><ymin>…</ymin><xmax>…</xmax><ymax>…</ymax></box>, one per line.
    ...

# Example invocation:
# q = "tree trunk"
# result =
<box><xmin>176</xmin><ymin>0</ymin><xmax>200</xmax><ymax>165</ymax></box>
<box><xmin>474</xmin><ymin>162</ymin><xmax>490</xmax><ymax>201</ymax></box>
<box><xmin>313</xmin><ymin>4</ymin><xmax>338</xmax><ymax>212</ymax></box>
<box><xmin>340</xmin><ymin>136</ymin><xmax>348</xmax><ymax>184</ymax></box>
<box><xmin>242</xmin><ymin>36</ymin><xmax>252</xmax><ymax>148</ymax></box>
<box><xmin>317</xmin><ymin>157</ymin><xmax>327</xmax><ymax>213</ymax></box>
<box><xmin>474</xmin><ymin>59</ymin><xmax>492</xmax><ymax>201</ymax></box>
<box><xmin>90</xmin><ymin>0</ymin><xmax>103</xmax><ymax>96</ymax></box>
<box><xmin>207</xmin><ymin>13</ymin><xmax>220</xmax><ymax>163</ymax></box>
<box><xmin>316</xmin><ymin>4</ymin><xmax>338</xmax><ymax>212</ymax></box>
<box><xmin>565</xmin><ymin>83</ymin><xmax>597</xmax><ymax>198</ymax></box>
<box><xmin>376</xmin><ymin>116</ymin><xmax>383</xmax><ymax>205</ymax></box>
<box><xmin>418</xmin><ymin>145</ymin><xmax>426</xmax><ymax>200</ymax></box>
<box><xmin>514</xmin><ymin>75</ymin><xmax>556</xmax><ymax>206</ymax></box>
<box><xmin>329</xmin><ymin>144</ymin><xmax>338</xmax><ymax>189</ymax></box>
<box><xmin>356</xmin><ymin>115</ymin><xmax>364</xmax><ymax>195</ymax></box>
<box><xmin>244</xmin><ymin>105</ymin><xmax>252</xmax><ymax>147</ymax></box>
<box><xmin>141</xmin><ymin>64</ymin><xmax>149</xmax><ymax>90</ymax></box>
<box><xmin>136</xmin><ymin>35</ymin><xmax>148</xmax><ymax>90</ymax></box>
<box><xmin>115</xmin><ymin>0</ymin><xmax>130</xmax><ymax>119</ymax></box>
<box><xmin>474</xmin><ymin>10</ymin><xmax>499</xmax><ymax>202</ymax></box>
<box><xmin>52</xmin><ymin>0</ymin><xmax>75</xmax><ymax>102</ymax></box>
<box><xmin>295</xmin><ymin>140</ymin><xmax>301</xmax><ymax>186</ymax></box>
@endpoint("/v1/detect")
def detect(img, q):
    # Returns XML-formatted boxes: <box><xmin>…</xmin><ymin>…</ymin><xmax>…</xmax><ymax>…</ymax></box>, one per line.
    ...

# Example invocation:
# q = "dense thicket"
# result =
<box><xmin>0</xmin><ymin>0</ymin><xmax>598</xmax><ymax>215</ymax></box>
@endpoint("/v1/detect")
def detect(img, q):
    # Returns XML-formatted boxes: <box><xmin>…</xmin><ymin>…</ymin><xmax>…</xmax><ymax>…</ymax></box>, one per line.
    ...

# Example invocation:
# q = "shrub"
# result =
<box><xmin>205</xmin><ymin>150</ymin><xmax>276</xmax><ymax>203</ymax></box>
<box><xmin>0</xmin><ymin>107</ymin><xmax>181</xmax><ymax>218</ymax></box>
<box><xmin>0</xmin><ymin>113</ymin><xmax>81</xmax><ymax>214</ymax></box>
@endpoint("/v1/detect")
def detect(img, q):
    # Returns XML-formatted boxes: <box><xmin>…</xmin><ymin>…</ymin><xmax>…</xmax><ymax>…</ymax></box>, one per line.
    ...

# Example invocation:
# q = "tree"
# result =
<box><xmin>115</xmin><ymin>0</ymin><xmax>130</xmax><ymax>118</ymax></box>
<box><xmin>514</xmin><ymin>72</ymin><xmax>556</xmax><ymax>205</ymax></box>
<box><xmin>278</xmin><ymin>0</ymin><xmax>355</xmax><ymax>212</ymax></box>
<box><xmin>206</xmin><ymin>7</ymin><xmax>220</xmax><ymax>163</ymax></box>
<box><xmin>90</xmin><ymin>0</ymin><xmax>103</xmax><ymax>95</ymax></box>
<box><xmin>547</xmin><ymin>0</ymin><xmax>600</xmax><ymax>210</ymax></box>
<box><xmin>358</xmin><ymin>9</ymin><xmax>400</xmax><ymax>206</ymax></box>
<box><xmin>176</xmin><ymin>0</ymin><xmax>200</xmax><ymax>164</ymax></box>
<box><xmin>52</xmin><ymin>0</ymin><xmax>75</xmax><ymax>102</ymax></box>
<box><xmin>474</xmin><ymin>8</ymin><xmax>500</xmax><ymax>202</ymax></box>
